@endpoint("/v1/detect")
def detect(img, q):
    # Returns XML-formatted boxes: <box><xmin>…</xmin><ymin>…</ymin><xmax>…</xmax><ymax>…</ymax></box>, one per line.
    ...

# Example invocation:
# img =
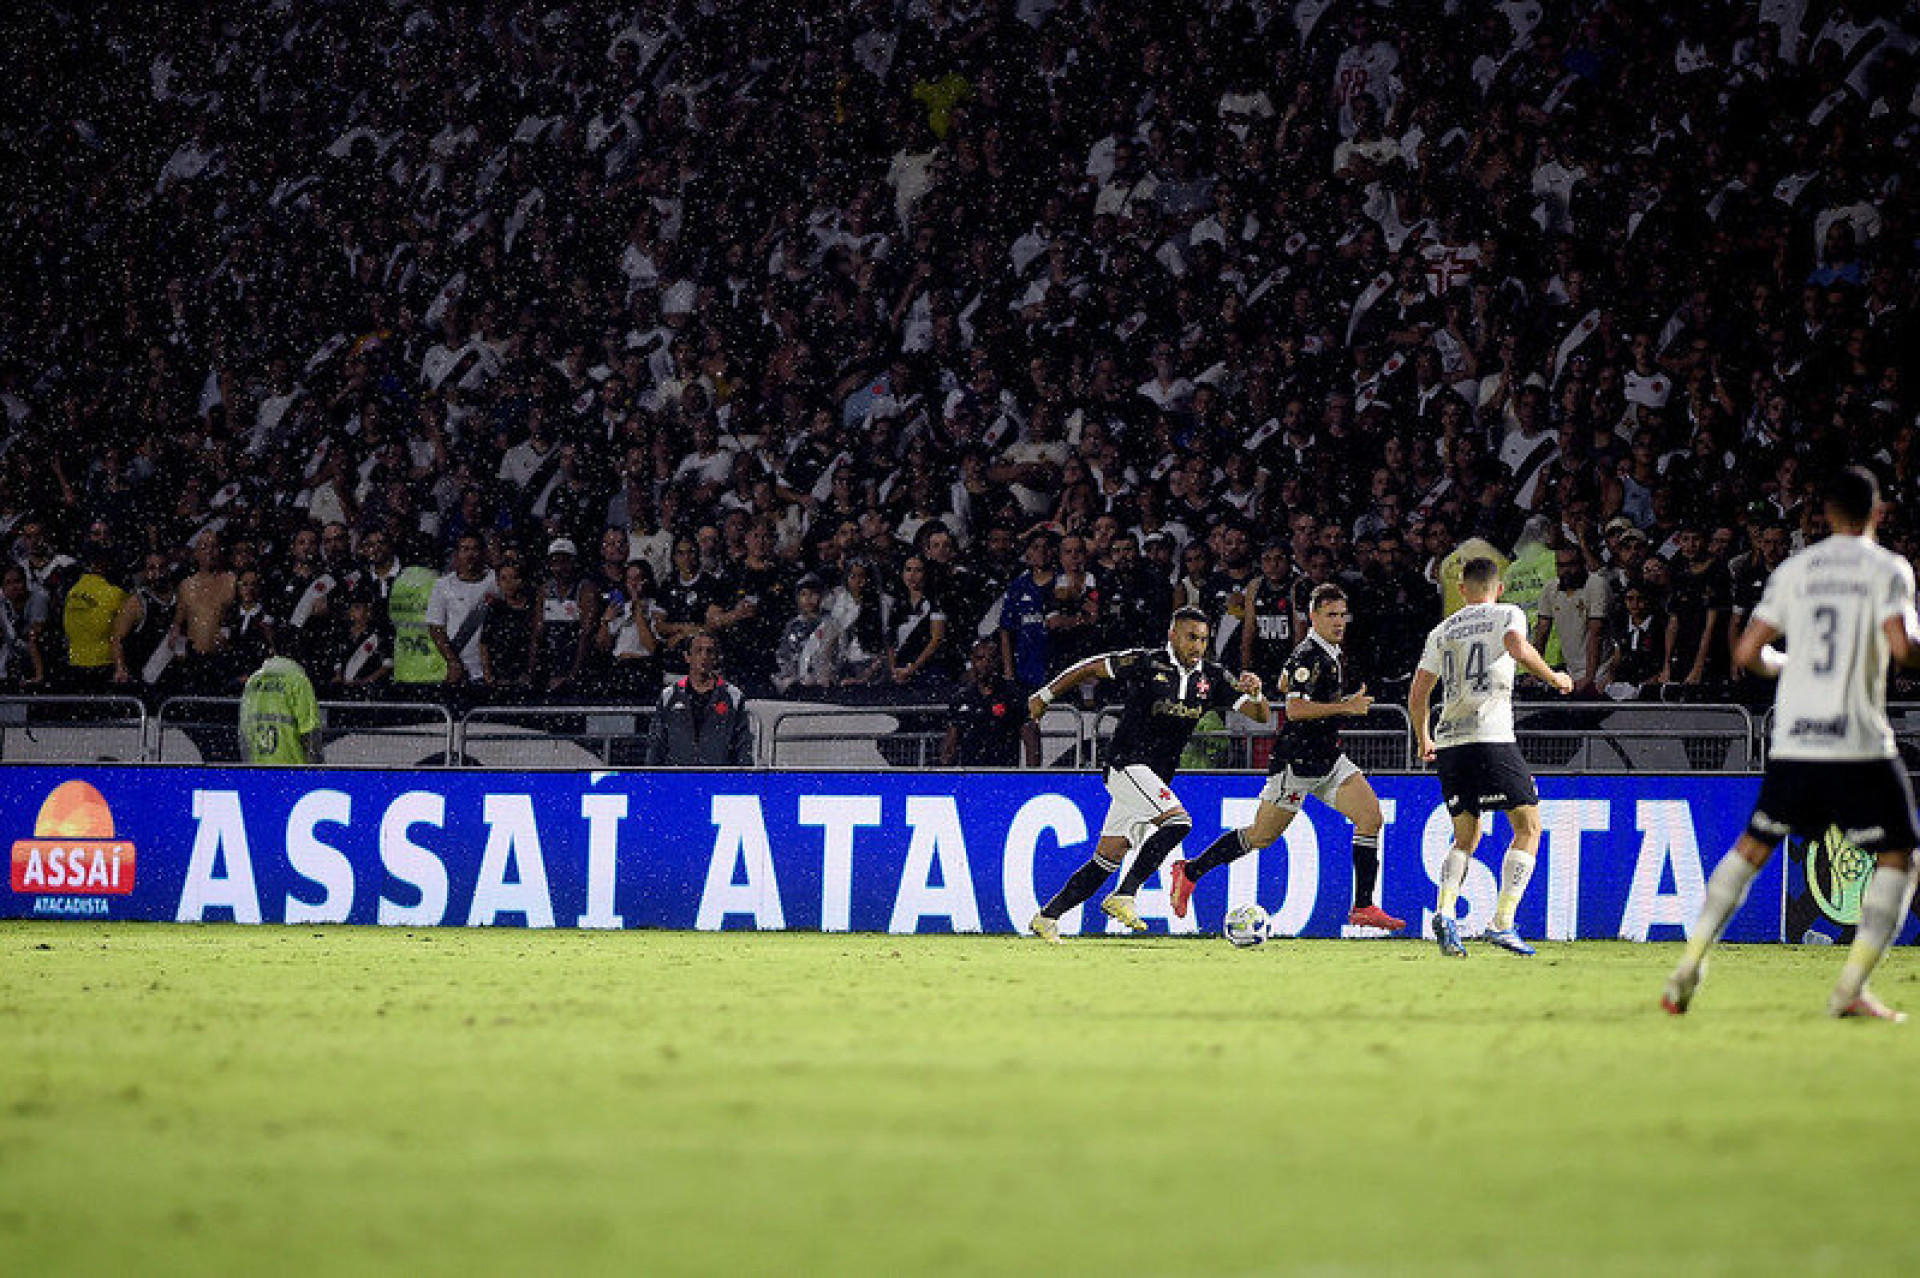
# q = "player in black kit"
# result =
<box><xmin>1025</xmin><ymin>607</ymin><xmax>1270</xmax><ymax>942</ymax></box>
<box><xmin>1169</xmin><ymin>584</ymin><xmax>1408</xmax><ymax>933</ymax></box>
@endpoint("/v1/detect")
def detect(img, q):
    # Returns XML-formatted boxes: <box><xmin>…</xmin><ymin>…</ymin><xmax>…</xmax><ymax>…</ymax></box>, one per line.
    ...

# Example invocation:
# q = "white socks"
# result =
<box><xmin>1491</xmin><ymin>849</ymin><xmax>1537</xmax><ymax>931</ymax></box>
<box><xmin>1833</xmin><ymin>858</ymin><xmax>1920</xmax><ymax>1007</ymax></box>
<box><xmin>1436</xmin><ymin>848</ymin><xmax>1471</xmax><ymax>917</ymax></box>
<box><xmin>1680</xmin><ymin>853</ymin><xmax>1760</xmax><ymax>970</ymax></box>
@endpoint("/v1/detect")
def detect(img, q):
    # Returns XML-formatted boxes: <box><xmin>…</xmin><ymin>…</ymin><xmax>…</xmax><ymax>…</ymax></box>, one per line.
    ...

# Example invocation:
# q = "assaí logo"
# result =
<box><xmin>10</xmin><ymin>780</ymin><xmax>136</xmax><ymax>896</ymax></box>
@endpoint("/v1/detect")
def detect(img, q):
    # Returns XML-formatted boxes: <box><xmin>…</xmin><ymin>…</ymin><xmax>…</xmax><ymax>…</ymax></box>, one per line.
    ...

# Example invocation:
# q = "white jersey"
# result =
<box><xmin>1416</xmin><ymin>602</ymin><xmax>1529</xmax><ymax>748</ymax></box>
<box><xmin>1756</xmin><ymin>534</ymin><xmax>1915</xmax><ymax>761</ymax></box>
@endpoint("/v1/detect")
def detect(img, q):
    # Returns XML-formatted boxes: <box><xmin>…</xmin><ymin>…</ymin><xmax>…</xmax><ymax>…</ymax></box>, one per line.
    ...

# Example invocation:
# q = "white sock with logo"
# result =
<box><xmin>1490</xmin><ymin>849</ymin><xmax>1536</xmax><ymax>931</ymax></box>
<box><xmin>1436</xmin><ymin>848</ymin><xmax>1471</xmax><ymax>917</ymax></box>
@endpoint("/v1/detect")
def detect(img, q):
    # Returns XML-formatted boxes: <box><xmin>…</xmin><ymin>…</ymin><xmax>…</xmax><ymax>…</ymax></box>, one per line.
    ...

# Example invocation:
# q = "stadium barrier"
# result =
<box><xmin>764</xmin><ymin>703</ymin><xmax>1091</xmax><ymax>769</ymax></box>
<box><xmin>155</xmin><ymin>697</ymin><xmax>457</xmax><ymax>766</ymax></box>
<box><xmin>6</xmin><ymin>697</ymin><xmax>1916</xmax><ymax>777</ymax></box>
<box><xmin>0</xmin><ymin>695</ymin><xmax>148</xmax><ymax>764</ymax></box>
<box><xmin>4</xmin><ymin>763</ymin><xmax>1845</xmax><ymax>944</ymax></box>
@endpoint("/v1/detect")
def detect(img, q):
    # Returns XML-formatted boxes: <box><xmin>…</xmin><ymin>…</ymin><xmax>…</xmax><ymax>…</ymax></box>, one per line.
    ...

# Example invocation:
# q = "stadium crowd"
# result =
<box><xmin>2</xmin><ymin>0</ymin><xmax>1918</xmax><ymax>717</ymax></box>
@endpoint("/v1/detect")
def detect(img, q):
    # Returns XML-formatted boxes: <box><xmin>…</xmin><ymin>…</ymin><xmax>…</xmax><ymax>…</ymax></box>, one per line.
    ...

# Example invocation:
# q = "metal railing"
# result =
<box><xmin>1509</xmin><ymin>702</ymin><xmax>1755</xmax><ymax>774</ymax></box>
<box><xmin>460</xmin><ymin>704</ymin><xmax>655</xmax><ymax>769</ymax></box>
<box><xmin>17</xmin><ymin>694</ymin><xmax>1920</xmax><ymax>775</ymax></box>
<box><xmin>154</xmin><ymin>697</ymin><xmax>456</xmax><ymax>765</ymax></box>
<box><xmin>764</xmin><ymin>703</ymin><xmax>1089</xmax><ymax>770</ymax></box>
<box><xmin>0</xmin><ymin>695</ymin><xmax>149</xmax><ymax>764</ymax></box>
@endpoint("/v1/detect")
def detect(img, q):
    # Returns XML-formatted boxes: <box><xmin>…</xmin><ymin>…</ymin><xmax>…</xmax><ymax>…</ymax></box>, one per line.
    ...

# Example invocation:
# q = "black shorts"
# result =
<box><xmin>1746</xmin><ymin>758</ymin><xmax>1920</xmax><ymax>855</ymax></box>
<box><xmin>1434</xmin><ymin>742</ymin><xmax>1539</xmax><ymax>817</ymax></box>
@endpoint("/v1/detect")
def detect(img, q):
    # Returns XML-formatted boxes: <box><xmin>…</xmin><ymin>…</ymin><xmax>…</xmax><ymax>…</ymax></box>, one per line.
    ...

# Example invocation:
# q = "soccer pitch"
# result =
<box><xmin>4</xmin><ymin>925</ymin><xmax>1918</xmax><ymax>1276</ymax></box>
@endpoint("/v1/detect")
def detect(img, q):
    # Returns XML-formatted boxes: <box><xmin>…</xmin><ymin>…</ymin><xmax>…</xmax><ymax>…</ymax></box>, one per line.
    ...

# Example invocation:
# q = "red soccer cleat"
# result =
<box><xmin>1166</xmin><ymin>858</ymin><xmax>1194</xmax><ymax>919</ymax></box>
<box><xmin>1832</xmin><ymin>990</ymin><xmax>1907</xmax><ymax>1022</ymax></box>
<box><xmin>1347</xmin><ymin>904</ymin><xmax>1406</xmax><ymax>932</ymax></box>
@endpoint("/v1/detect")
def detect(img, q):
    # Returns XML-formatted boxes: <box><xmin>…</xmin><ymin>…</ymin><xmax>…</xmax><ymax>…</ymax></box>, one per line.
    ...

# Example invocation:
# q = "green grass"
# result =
<box><xmin>4</xmin><ymin>926</ymin><xmax>1920</xmax><ymax>1276</ymax></box>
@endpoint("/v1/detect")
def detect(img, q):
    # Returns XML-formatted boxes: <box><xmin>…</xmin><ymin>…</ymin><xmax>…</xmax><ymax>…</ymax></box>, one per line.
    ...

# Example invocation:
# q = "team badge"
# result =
<box><xmin>1195</xmin><ymin>677</ymin><xmax>1210</xmax><ymax>697</ymax></box>
<box><xmin>1293</xmin><ymin>666</ymin><xmax>1312</xmax><ymax>685</ymax></box>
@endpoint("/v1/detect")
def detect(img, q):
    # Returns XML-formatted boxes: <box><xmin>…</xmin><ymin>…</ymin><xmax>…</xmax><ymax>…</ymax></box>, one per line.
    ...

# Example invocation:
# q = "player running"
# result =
<box><xmin>1168</xmin><ymin>583</ymin><xmax>1406</xmax><ymax>933</ymax></box>
<box><xmin>1408</xmin><ymin>557</ymin><xmax>1572</xmax><ymax>957</ymax></box>
<box><xmin>1026</xmin><ymin>607</ymin><xmax>1270</xmax><ymax>942</ymax></box>
<box><xmin>1663</xmin><ymin>467</ymin><xmax>1920</xmax><ymax>1020</ymax></box>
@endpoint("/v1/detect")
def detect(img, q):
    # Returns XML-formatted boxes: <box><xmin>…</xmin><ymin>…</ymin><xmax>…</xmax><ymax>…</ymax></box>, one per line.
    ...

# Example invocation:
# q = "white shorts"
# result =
<box><xmin>1099</xmin><ymin>764</ymin><xmax>1184</xmax><ymax>843</ymax></box>
<box><xmin>1256</xmin><ymin>754</ymin><xmax>1362</xmax><ymax>814</ymax></box>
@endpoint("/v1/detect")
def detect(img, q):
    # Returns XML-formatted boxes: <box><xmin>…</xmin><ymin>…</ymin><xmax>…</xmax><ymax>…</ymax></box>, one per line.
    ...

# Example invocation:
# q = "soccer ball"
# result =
<box><xmin>1223</xmin><ymin>903</ymin><xmax>1270</xmax><ymax>948</ymax></box>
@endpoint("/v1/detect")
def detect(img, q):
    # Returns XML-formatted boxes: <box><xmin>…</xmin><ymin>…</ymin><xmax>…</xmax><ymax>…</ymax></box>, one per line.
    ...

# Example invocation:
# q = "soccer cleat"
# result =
<box><xmin>1100</xmin><ymin>894</ymin><xmax>1148</xmax><ymax>932</ymax></box>
<box><xmin>1166</xmin><ymin>859</ymin><xmax>1195</xmax><ymax>919</ymax></box>
<box><xmin>1661</xmin><ymin>962</ymin><xmax>1703</xmax><ymax>1015</ymax></box>
<box><xmin>1348</xmin><ymin>904</ymin><xmax>1406</xmax><ymax>932</ymax></box>
<box><xmin>1431</xmin><ymin>913</ymin><xmax>1467</xmax><ymax>958</ymax></box>
<box><xmin>1830</xmin><ymin>989</ymin><xmax>1907</xmax><ymax>1022</ymax></box>
<box><xmin>1480</xmin><ymin>926</ymin><xmax>1536</xmax><ymax>957</ymax></box>
<box><xmin>1028</xmin><ymin>913</ymin><xmax>1061</xmax><ymax>945</ymax></box>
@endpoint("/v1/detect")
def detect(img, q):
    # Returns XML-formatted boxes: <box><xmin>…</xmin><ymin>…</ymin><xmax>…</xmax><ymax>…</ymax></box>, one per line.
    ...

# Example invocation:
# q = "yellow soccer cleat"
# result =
<box><xmin>1028</xmin><ymin>913</ymin><xmax>1062</xmax><ymax>944</ymax></box>
<box><xmin>1100</xmin><ymin>894</ymin><xmax>1148</xmax><ymax>933</ymax></box>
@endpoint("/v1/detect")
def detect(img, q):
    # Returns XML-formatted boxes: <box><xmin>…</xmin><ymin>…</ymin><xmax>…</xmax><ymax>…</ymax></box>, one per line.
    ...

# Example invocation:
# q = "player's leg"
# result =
<box><xmin>1175</xmin><ymin>800</ymin><xmax>1293</xmax><ymax>887</ymax></box>
<box><xmin>1109</xmin><ymin>805</ymin><xmax>1195</xmax><ymax>929</ymax></box>
<box><xmin>1438</xmin><ymin>808</ymin><xmax>1483</xmax><ymax>910</ymax></box>
<box><xmin>1170</xmin><ymin>776</ymin><xmax>1298</xmax><ymax>917</ymax></box>
<box><xmin>1034</xmin><ymin>773</ymin><xmax>1159</xmax><ymax>941</ymax></box>
<box><xmin>1830</xmin><ymin>848</ymin><xmax>1919</xmax><ymax>1019</ymax></box>
<box><xmin>1479</xmin><ymin>802</ymin><xmax>1541</xmax><ymax>955</ymax></box>
<box><xmin>1329</xmin><ymin>766</ymin><xmax>1402</xmax><ymax>930</ymax></box>
<box><xmin>1661</xmin><ymin>832</ymin><xmax>1776</xmax><ymax>1011</ymax></box>
<box><xmin>1829</xmin><ymin>763</ymin><xmax>1920</xmax><ymax>1018</ymax></box>
<box><xmin>1431</xmin><ymin>806</ymin><xmax>1480</xmax><ymax>957</ymax></box>
<box><xmin>1032</xmin><ymin>827</ymin><xmax>1133</xmax><ymax>942</ymax></box>
<box><xmin>1665</xmin><ymin>762</ymin><xmax>1813</xmax><ymax>1008</ymax></box>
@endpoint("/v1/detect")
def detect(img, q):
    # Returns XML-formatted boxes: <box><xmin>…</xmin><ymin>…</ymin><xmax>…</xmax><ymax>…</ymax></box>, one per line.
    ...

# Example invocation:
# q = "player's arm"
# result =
<box><xmin>1504</xmin><ymin>628</ymin><xmax>1573</xmax><ymax>693</ymax></box>
<box><xmin>1734</xmin><ymin>617</ymin><xmax>1788</xmax><ymax>678</ymax></box>
<box><xmin>1283</xmin><ymin>665</ymin><xmax>1372</xmax><ymax>721</ymax></box>
<box><xmin>1028</xmin><ymin>652</ymin><xmax>1115</xmax><ymax>719</ymax></box>
<box><xmin>1408</xmin><ymin>667</ymin><xmax>1438</xmax><ymax>761</ymax></box>
<box><xmin>1231</xmin><ymin>670</ymin><xmax>1271</xmax><ymax>724</ymax></box>
<box><xmin>1884</xmin><ymin>612</ymin><xmax>1920</xmax><ymax>671</ymax></box>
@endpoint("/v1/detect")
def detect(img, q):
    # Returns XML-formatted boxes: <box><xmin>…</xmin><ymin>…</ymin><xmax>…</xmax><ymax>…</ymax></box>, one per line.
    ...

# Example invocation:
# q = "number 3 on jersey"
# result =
<box><xmin>1809</xmin><ymin>603</ymin><xmax>1839</xmax><ymax>675</ymax></box>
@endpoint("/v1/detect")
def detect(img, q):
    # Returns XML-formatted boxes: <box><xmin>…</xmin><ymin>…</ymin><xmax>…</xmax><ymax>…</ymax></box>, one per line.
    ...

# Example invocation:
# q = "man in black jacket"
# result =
<box><xmin>645</xmin><ymin>630</ymin><xmax>754</xmax><ymax>766</ymax></box>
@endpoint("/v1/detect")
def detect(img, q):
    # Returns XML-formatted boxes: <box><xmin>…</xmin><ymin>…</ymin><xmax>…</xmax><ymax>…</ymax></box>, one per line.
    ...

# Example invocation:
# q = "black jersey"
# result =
<box><xmin>1270</xmin><ymin>633</ymin><xmax>1348</xmax><ymax>776</ymax></box>
<box><xmin>946</xmin><ymin>672</ymin><xmax>1029</xmax><ymax>766</ymax></box>
<box><xmin>1101</xmin><ymin>646</ymin><xmax>1246</xmax><ymax>779</ymax></box>
<box><xmin>1244</xmin><ymin>576</ymin><xmax>1296</xmax><ymax>680</ymax></box>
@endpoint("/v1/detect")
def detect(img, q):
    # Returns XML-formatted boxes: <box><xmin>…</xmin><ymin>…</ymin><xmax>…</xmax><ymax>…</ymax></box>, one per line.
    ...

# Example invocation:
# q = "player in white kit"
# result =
<box><xmin>1408</xmin><ymin>556</ymin><xmax>1573</xmax><ymax>957</ymax></box>
<box><xmin>1664</xmin><ymin>467</ymin><xmax>1920</xmax><ymax>1020</ymax></box>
